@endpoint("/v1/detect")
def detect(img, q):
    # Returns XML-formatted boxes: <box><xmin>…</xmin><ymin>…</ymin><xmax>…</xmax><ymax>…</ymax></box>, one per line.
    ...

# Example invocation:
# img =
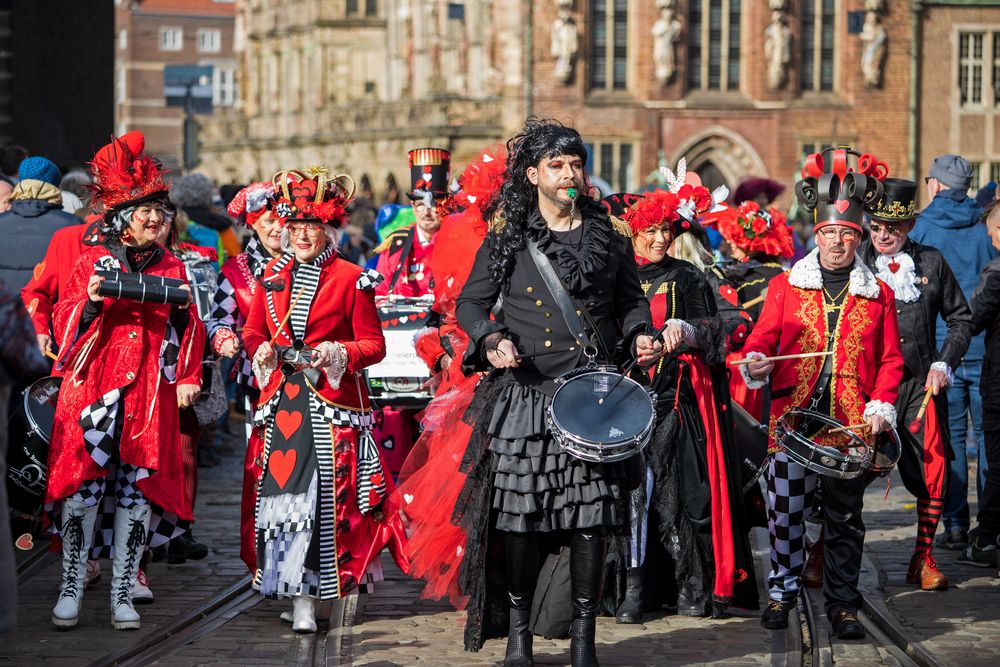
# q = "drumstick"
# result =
<box><xmin>827</xmin><ymin>422</ymin><xmax>871</xmax><ymax>435</ymax></box>
<box><xmin>44</xmin><ymin>350</ymin><xmax>58</xmax><ymax>361</ymax></box>
<box><xmin>268</xmin><ymin>286</ymin><xmax>307</xmax><ymax>346</ymax></box>
<box><xmin>515</xmin><ymin>346</ymin><xmax>576</xmax><ymax>361</ymax></box>
<box><xmin>729</xmin><ymin>351</ymin><xmax>833</xmax><ymax>366</ymax></box>
<box><xmin>908</xmin><ymin>386</ymin><xmax>935</xmax><ymax>434</ymax></box>
<box><xmin>598</xmin><ymin>319</ymin><xmax>675</xmax><ymax>405</ymax></box>
<box><xmin>742</xmin><ymin>289</ymin><xmax>768</xmax><ymax>309</ymax></box>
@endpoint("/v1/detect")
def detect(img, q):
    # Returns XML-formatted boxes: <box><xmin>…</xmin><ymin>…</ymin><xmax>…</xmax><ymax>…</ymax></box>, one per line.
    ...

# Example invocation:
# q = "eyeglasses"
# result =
<box><xmin>287</xmin><ymin>223</ymin><xmax>324</xmax><ymax>238</ymax></box>
<box><xmin>870</xmin><ymin>222</ymin><xmax>904</xmax><ymax>236</ymax></box>
<box><xmin>817</xmin><ymin>228</ymin><xmax>860</xmax><ymax>241</ymax></box>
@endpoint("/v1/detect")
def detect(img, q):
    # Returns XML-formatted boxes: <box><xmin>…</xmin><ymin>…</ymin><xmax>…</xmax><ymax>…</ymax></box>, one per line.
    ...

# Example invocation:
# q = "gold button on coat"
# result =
<box><xmin>545</xmin><ymin>312</ymin><xmax>552</xmax><ymax>318</ymax></box>
<box><xmin>526</xmin><ymin>287</ymin><xmax>534</xmax><ymax>293</ymax></box>
<box><xmin>544</xmin><ymin>341</ymin><xmax>552</xmax><ymax>348</ymax></box>
<box><xmin>128</xmin><ymin>331</ymin><xmax>138</xmax><ymax>339</ymax></box>
<box><xmin>535</xmin><ymin>299</ymin><xmax>543</xmax><ymax>307</ymax></box>
<box><xmin>126</xmin><ymin>371</ymin><xmax>135</xmax><ymax>380</ymax></box>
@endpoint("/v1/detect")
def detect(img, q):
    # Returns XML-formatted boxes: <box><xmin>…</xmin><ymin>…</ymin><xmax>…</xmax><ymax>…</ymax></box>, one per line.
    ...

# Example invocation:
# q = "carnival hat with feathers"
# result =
<box><xmin>270</xmin><ymin>166</ymin><xmax>355</xmax><ymax>227</ymax></box>
<box><xmin>228</xmin><ymin>181</ymin><xmax>277</xmax><ymax>227</ymax></box>
<box><xmin>88</xmin><ymin>131</ymin><xmax>170</xmax><ymax>228</ymax></box>
<box><xmin>704</xmin><ymin>201</ymin><xmax>795</xmax><ymax>258</ymax></box>
<box><xmin>659</xmin><ymin>157</ymin><xmax>729</xmax><ymax>222</ymax></box>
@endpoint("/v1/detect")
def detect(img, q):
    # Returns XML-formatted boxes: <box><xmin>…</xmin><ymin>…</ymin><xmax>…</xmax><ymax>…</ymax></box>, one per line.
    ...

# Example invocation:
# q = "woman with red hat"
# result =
<box><xmin>242</xmin><ymin>167</ymin><xmax>408</xmax><ymax>633</ymax></box>
<box><xmin>45</xmin><ymin>132</ymin><xmax>205</xmax><ymax>631</ymax></box>
<box><xmin>208</xmin><ymin>180</ymin><xmax>285</xmax><ymax>574</ymax></box>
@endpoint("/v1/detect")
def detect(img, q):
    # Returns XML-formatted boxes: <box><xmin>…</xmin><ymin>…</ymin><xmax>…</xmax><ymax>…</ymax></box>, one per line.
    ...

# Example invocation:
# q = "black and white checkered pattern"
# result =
<box><xmin>254</xmin><ymin>390</ymin><xmax>375</xmax><ymax>429</ymax></box>
<box><xmin>160</xmin><ymin>319</ymin><xmax>181</xmax><ymax>382</ymax></box>
<box><xmin>79</xmin><ymin>389</ymin><xmax>123</xmax><ymax>469</ymax></box>
<box><xmin>766</xmin><ymin>450</ymin><xmax>818</xmax><ymax>603</ymax></box>
<box><xmin>309</xmin><ymin>393</ymin><xmax>340</xmax><ymax>600</ymax></box>
<box><xmin>356</xmin><ymin>269</ymin><xmax>384</xmax><ymax>291</ymax></box>
<box><xmin>208</xmin><ymin>273</ymin><xmax>238</xmax><ymax>339</ymax></box>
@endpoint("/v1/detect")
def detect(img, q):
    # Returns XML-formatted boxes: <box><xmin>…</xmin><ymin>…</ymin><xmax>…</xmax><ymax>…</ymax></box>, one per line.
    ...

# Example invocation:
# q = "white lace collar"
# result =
<box><xmin>787</xmin><ymin>248</ymin><xmax>880</xmax><ymax>299</ymax></box>
<box><xmin>874</xmin><ymin>252</ymin><xmax>921</xmax><ymax>303</ymax></box>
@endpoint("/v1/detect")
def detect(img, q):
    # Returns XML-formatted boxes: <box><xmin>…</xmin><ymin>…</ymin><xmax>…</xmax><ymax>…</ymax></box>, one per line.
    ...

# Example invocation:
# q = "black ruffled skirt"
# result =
<box><xmin>487</xmin><ymin>382</ymin><xmax>624</xmax><ymax>533</ymax></box>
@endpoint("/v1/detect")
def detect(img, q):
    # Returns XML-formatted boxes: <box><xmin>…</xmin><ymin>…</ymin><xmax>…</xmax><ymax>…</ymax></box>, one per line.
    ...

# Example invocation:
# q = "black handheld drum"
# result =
<box><xmin>868</xmin><ymin>428</ymin><xmax>902</xmax><ymax>477</ymax></box>
<box><xmin>546</xmin><ymin>366</ymin><xmax>656</xmax><ymax>464</ymax></box>
<box><xmin>6</xmin><ymin>376</ymin><xmax>61</xmax><ymax>517</ymax></box>
<box><xmin>731</xmin><ymin>403</ymin><xmax>770</xmax><ymax>491</ymax></box>
<box><xmin>774</xmin><ymin>409</ymin><xmax>872</xmax><ymax>479</ymax></box>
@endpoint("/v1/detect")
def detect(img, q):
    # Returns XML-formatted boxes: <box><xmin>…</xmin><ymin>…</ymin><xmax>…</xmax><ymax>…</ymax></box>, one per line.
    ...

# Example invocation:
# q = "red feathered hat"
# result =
<box><xmin>623</xmin><ymin>189</ymin><xmax>695</xmax><ymax>237</ymax></box>
<box><xmin>228</xmin><ymin>181</ymin><xmax>276</xmax><ymax>227</ymax></box>
<box><xmin>271</xmin><ymin>166</ymin><xmax>354</xmax><ymax>227</ymax></box>
<box><xmin>88</xmin><ymin>131</ymin><xmax>170</xmax><ymax>220</ymax></box>
<box><xmin>454</xmin><ymin>145</ymin><xmax>507</xmax><ymax>211</ymax></box>
<box><xmin>711</xmin><ymin>201</ymin><xmax>795</xmax><ymax>259</ymax></box>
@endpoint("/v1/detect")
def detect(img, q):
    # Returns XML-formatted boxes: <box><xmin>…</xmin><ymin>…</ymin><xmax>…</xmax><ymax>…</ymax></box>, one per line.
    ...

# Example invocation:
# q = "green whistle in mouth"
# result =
<box><xmin>566</xmin><ymin>187</ymin><xmax>578</xmax><ymax>199</ymax></box>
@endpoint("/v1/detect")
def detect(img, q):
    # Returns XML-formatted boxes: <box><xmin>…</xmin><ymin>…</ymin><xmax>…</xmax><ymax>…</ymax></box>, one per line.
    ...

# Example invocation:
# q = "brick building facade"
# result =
<box><xmin>196</xmin><ymin>1</ymin><xmax>998</xmax><ymax>207</ymax></box>
<box><xmin>115</xmin><ymin>0</ymin><xmax>236</xmax><ymax>170</ymax></box>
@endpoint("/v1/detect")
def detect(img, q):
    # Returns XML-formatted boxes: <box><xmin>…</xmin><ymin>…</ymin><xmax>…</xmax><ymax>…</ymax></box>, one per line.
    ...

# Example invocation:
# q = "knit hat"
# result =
<box><xmin>929</xmin><ymin>154</ymin><xmax>973</xmax><ymax>191</ymax></box>
<box><xmin>18</xmin><ymin>156</ymin><xmax>61</xmax><ymax>186</ymax></box>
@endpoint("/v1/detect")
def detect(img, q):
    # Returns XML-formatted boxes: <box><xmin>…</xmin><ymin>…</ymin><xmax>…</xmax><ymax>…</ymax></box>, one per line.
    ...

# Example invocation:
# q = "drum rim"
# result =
<box><xmin>22</xmin><ymin>376</ymin><xmax>61</xmax><ymax>443</ymax></box>
<box><xmin>548</xmin><ymin>369</ymin><xmax>655</xmax><ymax>445</ymax></box>
<box><xmin>869</xmin><ymin>427</ymin><xmax>902</xmax><ymax>473</ymax></box>
<box><xmin>776</xmin><ymin>408</ymin><xmax>872</xmax><ymax>478</ymax></box>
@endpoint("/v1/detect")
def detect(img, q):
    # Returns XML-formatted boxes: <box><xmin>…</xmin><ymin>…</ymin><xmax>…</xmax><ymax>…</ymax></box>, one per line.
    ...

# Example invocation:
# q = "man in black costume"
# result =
<box><xmin>456</xmin><ymin>119</ymin><xmax>658</xmax><ymax>666</ymax></box>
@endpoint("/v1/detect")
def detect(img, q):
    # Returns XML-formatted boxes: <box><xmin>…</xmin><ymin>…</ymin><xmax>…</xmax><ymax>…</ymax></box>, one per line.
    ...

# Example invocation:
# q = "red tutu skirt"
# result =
<box><xmin>388</xmin><ymin>372</ymin><xmax>480</xmax><ymax>609</ymax></box>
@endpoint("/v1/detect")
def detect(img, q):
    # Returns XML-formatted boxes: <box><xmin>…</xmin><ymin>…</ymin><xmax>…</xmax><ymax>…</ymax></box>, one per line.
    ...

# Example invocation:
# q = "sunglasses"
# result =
<box><xmin>870</xmin><ymin>222</ymin><xmax>904</xmax><ymax>236</ymax></box>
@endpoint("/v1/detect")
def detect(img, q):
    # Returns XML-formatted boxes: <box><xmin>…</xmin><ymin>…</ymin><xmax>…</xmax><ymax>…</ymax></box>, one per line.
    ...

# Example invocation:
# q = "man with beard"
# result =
<box><xmin>455</xmin><ymin>119</ymin><xmax>658</xmax><ymax>665</ymax></box>
<box><xmin>741</xmin><ymin>148</ymin><xmax>904</xmax><ymax>640</ymax></box>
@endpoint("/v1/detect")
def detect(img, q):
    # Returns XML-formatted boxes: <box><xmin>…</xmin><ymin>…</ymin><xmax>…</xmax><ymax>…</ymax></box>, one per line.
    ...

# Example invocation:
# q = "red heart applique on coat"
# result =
<box><xmin>275</xmin><ymin>410</ymin><xmax>303</xmax><ymax>440</ymax></box>
<box><xmin>833</xmin><ymin>199</ymin><xmax>851</xmax><ymax>214</ymax></box>
<box><xmin>284</xmin><ymin>382</ymin><xmax>301</xmax><ymax>400</ymax></box>
<box><xmin>268</xmin><ymin>450</ymin><xmax>297</xmax><ymax>489</ymax></box>
<box><xmin>15</xmin><ymin>533</ymin><xmax>33</xmax><ymax>551</ymax></box>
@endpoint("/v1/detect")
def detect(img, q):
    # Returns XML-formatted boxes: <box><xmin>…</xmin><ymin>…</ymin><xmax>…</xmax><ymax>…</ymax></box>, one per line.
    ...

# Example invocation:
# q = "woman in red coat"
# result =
<box><xmin>46</xmin><ymin>133</ymin><xmax>204</xmax><ymax>631</ymax></box>
<box><xmin>242</xmin><ymin>167</ymin><xmax>408</xmax><ymax>633</ymax></box>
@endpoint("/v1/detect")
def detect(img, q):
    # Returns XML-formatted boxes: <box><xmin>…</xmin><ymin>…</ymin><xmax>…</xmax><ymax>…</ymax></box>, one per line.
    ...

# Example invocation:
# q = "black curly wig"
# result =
<box><xmin>481</xmin><ymin>118</ymin><xmax>591</xmax><ymax>287</ymax></box>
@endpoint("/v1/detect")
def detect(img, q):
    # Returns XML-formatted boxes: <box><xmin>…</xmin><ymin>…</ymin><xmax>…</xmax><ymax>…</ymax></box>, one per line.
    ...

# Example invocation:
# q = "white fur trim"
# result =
<box><xmin>666</xmin><ymin>319</ymin><xmax>697</xmax><ymax>347</ymax></box>
<box><xmin>930</xmin><ymin>361</ymin><xmax>954</xmax><ymax>386</ymax></box>
<box><xmin>874</xmin><ymin>252</ymin><xmax>921</xmax><ymax>303</ymax></box>
<box><xmin>863</xmin><ymin>399</ymin><xmax>897</xmax><ymax>430</ymax></box>
<box><xmin>787</xmin><ymin>248</ymin><xmax>880</xmax><ymax>299</ymax></box>
<box><xmin>739</xmin><ymin>351</ymin><xmax>768</xmax><ymax>390</ymax></box>
<box><xmin>315</xmin><ymin>341</ymin><xmax>348</xmax><ymax>389</ymax></box>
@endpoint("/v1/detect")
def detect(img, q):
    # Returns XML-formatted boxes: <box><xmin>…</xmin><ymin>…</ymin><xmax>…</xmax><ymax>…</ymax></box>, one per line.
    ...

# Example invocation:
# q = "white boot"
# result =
<box><xmin>83</xmin><ymin>560</ymin><xmax>101</xmax><ymax>589</ymax></box>
<box><xmin>110</xmin><ymin>504</ymin><xmax>150</xmax><ymax>630</ymax></box>
<box><xmin>52</xmin><ymin>499</ymin><xmax>99</xmax><ymax>629</ymax></box>
<box><xmin>291</xmin><ymin>595</ymin><xmax>317</xmax><ymax>633</ymax></box>
<box><xmin>132</xmin><ymin>568</ymin><xmax>154</xmax><ymax>604</ymax></box>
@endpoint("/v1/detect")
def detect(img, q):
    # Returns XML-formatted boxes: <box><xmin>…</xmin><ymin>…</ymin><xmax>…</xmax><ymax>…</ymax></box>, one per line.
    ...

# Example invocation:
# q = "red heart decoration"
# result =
<box><xmin>275</xmin><ymin>410</ymin><xmax>303</xmax><ymax>440</ymax></box>
<box><xmin>268</xmin><ymin>449</ymin><xmax>297</xmax><ymax>489</ymax></box>
<box><xmin>833</xmin><ymin>199</ymin><xmax>851</xmax><ymax>214</ymax></box>
<box><xmin>15</xmin><ymin>533</ymin><xmax>33</xmax><ymax>551</ymax></box>
<box><xmin>33</xmin><ymin>261</ymin><xmax>45</xmax><ymax>281</ymax></box>
<box><xmin>368</xmin><ymin>488</ymin><xmax>381</xmax><ymax>507</ymax></box>
<box><xmin>290</xmin><ymin>181</ymin><xmax>316</xmax><ymax>209</ymax></box>
<box><xmin>284</xmin><ymin>382</ymin><xmax>301</xmax><ymax>400</ymax></box>
<box><xmin>888</xmin><ymin>260</ymin><xmax>900</xmax><ymax>273</ymax></box>
<box><xmin>369</xmin><ymin>472</ymin><xmax>384</xmax><ymax>489</ymax></box>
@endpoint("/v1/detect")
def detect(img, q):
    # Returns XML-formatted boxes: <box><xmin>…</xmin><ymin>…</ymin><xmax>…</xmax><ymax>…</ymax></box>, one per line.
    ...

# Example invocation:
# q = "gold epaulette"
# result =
<box><xmin>610</xmin><ymin>215</ymin><xmax>632</xmax><ymax>238</ymax></box>
<box><xmin>374</xmin><ymin>227</ymin><xmax>411</xmax><ymax>255</ymax></box>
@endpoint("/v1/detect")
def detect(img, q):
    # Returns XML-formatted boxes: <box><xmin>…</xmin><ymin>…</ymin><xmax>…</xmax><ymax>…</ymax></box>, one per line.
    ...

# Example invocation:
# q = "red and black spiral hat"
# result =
<box><xmin>795</xmin><ymin>146</ymin><xmax>888</xmax><ymax>233</ymax></box>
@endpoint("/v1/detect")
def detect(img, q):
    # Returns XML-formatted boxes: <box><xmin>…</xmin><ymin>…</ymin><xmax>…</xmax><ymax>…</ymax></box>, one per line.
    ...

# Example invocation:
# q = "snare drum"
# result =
<box><xmin>546</xmin><ymin>366</ymin><xmax>656</xmax><ymax>464</ymax></box>
<box><xmin>6</xmin><ymin>376</ymin><xmax>61</xmax><ymax>518</ymax></box>
<box><xmin>774</xmin><ymin>409</ymin><xmax>872</xmax><ymax>479</ymax></box>
<box><xmin>868</xmin><ymin>428</ymin><xmax>902</xmax><ymax>477</ymax></box>
<box><xmin>731</xmin><ymin>403</ymin><xmax>770</xmax><ymax>491</ymax></box>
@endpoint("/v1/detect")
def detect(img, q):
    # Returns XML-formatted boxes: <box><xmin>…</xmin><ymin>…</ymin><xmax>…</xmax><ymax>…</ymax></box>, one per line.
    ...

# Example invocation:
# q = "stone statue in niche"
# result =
<box><xmin>860</xmin><ymin>0</ymin><xmax>887</xmax><ymax>88</ymax></box>
<box><xmin>551</xmin><ymin>0</ymin><xmax>578</xmax><ymax>85</ymax></box>
<box><xmin>652</xmin><ymin>0</ymin><xmax>682</xmax><ymax>85</ymax></box>
<box><xmin>763</xmin><ymin>2</ymin><xmax>791</xmax><ymax>90</ymax></box>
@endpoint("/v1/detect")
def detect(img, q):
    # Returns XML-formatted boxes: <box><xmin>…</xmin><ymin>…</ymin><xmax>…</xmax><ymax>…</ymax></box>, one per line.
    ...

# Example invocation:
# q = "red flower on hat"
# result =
<box><xmin>624</xmin><ymin>189</ymin><xmax>682</xmax><ymax>235</ymax></box>
<box><xmin>714</xmin><ymin>201</ymin><xmax>794</xmax><ymax>258</ymax></box>
<box><xmin>677</xmin><ymin>184</ymin><xmax>713</xmax><ymax>216</ymax></box>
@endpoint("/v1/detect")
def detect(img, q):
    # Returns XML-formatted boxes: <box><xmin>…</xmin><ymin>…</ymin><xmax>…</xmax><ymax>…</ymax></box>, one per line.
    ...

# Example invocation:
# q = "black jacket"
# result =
<box><xmin>0</xmin><ymin>199</ymin><xmax>79</xmax><ymax>292</ymax></box>
<box><xmin>971</xmin><ymin>257</ymin><xmax>1000</xmax><ymax>417</ymax></box>
<box><xmin>723</xmin><ymin>258</ymin><xmax>784</xmax><ymax>321</ymax></box>
<box><xmin>457</xmin><ymin>203</ymin><xmax>651</xmax><ymax>394</ymax></box>
<box><xmin>861</xmin><ymin>239</ymin><xmax>972</xmax><ymax>381</ymax></box>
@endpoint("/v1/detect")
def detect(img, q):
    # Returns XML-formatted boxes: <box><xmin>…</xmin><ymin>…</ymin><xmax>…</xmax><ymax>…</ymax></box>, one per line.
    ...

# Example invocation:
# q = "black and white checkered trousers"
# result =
<box><xmin>765</xmin><ymin>451</ymin><xmax>817</xmax><ymax>603</ymax></box>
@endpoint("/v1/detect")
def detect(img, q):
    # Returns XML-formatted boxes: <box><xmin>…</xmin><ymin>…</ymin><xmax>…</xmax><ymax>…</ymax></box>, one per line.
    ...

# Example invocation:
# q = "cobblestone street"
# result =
<box><xmin>3</xmin><ymin>445</ymin><xmax>999</xmax><ymax>666</ymax></box>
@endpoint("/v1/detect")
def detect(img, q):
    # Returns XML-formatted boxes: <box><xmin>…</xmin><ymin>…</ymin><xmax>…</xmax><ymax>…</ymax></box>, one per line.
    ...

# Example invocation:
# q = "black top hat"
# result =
<box><xmin>870</xmin><ymin>178</ymin><xmax>918</xmax><ymax>223</ymax></box>
<box><xmin>408</xmin><ymin>147</ymin><xmax>451</xmax><ymax>202</ymax></box>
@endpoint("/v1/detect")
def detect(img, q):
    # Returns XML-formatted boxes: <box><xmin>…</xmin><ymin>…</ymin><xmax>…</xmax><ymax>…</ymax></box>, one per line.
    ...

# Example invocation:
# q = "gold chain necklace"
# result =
<box><xmin>822</xmin><ymin>283</ymin><xmax>850</xmax><ymax>315</ymax></box>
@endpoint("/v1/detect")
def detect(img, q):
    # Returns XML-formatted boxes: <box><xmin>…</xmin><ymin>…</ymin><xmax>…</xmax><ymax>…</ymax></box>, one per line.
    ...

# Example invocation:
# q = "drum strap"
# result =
<box><xmin>386</xmin><ymin>227</ymin><xmax>415</xmax><ymax>294</ymax></box>
<box><xmin>527</xmin><ymin>240</ymin><xmax>595</xmax><ymax>352</ymax></box>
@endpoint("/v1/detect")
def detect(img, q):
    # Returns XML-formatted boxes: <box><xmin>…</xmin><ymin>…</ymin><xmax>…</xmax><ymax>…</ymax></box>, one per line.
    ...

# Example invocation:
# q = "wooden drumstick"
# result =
<box><xmin>908</xmin><ymin>386</ymin><xmax>935</xmax><ymax>434</ymax></box>
<box><xmin>827</xmin><ymin>422</ymin><xmax>871</xmax><ymax>435</ymax></box>
<box><xmin>742</xmin><ymin>289</ymin><xmax>768</xmax><ymax>309</ymax></box>
<box><xmin>44</xmin><ymin>350</ymin><xmax>58</xmax><ymax>361</ymax></box>
<box><xmin>598</xmin><ymin>319</ymin><xmax>676</xmax><ymax>405</ymax></box>
<box><xmin>730</xmin><ymin>351</ymin><xmax>833</xmax><ymax>366</ymax></box>
<box><xmin>268</xmin><ymin>286</ymin><xmax>307</xmax><ymax>346</ymax></box>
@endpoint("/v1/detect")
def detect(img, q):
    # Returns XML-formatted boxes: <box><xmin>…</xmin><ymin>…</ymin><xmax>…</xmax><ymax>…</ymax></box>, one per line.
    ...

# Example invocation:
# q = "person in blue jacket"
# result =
<box><xmin>911</xmin><ymin>154</ymin><xmax>998</xmax><ymax>550</ymax></box>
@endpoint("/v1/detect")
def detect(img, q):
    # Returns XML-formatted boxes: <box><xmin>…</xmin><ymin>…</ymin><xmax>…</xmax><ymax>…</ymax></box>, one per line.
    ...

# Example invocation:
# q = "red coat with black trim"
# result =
<box><xmin>242</xmin><ymin>253</ymin><xmax>387</xmax><ymax>410</ymax></box>
<box><xmin>374</xmin><ymin>225</ymin><xmax>435</xmax><ymax>297</ymax></box>
<box><xmin>45</xmin><ymin>244</ymin><xmax>205</xmax><ymax>516</ymax></box>
<box><xmin>741</xmin><ymin>251</ymin><xmax>904</xmax><ymax>449</ymax></box>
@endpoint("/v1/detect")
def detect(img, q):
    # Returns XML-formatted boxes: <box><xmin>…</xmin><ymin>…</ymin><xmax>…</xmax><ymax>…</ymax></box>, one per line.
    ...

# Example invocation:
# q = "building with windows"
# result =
<box><xmin>198</xmin><ymin>1</ymin><xmax>997</xmax><ymax>208</ymax></box>
<box><xmin>115</xmin><ymin>0</ymin><xmax>237</xmax><ymax>170</ymax></box>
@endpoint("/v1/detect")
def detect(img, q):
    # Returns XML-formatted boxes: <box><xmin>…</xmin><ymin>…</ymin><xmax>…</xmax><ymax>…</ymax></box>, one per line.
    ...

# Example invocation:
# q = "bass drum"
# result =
<box><xmin>6</xmin><ymin>376</ymin><xmax>61</xmax><ymax>518</ymax></box>
<box><xmin>546</xmin><ymin>366</ymin><xmax>656</xmax><ymax>464</ymax></box>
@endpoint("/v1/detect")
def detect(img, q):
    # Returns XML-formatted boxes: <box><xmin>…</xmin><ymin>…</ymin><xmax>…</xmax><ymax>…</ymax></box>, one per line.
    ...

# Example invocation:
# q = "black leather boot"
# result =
<box><xmin>570</xmin><ymin>530</ymin><xmax>604</xmax><ymax>667</ymax></box>
<box><xmin>504</xmin><ymin>533</ymin><xmax>539</xmax><ymax>667</ymax></box>
<box><xmin>676</xmin><ymin>580</ymin><xmax>707</xmax><ymax>617</ymax></box>
<box><xmin>615</xmin><ymin>566</ymin><xmax>644</xmax><ymax>624</ymax></box>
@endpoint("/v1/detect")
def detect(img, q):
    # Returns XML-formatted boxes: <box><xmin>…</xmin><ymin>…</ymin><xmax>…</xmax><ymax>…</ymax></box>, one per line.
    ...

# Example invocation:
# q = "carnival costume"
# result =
<box><xmin>208</xmin><ymin>181</ymin><xmax>282</xmax><ymax>573</ymax></box>
<box><xmin>741</xmin><ymin>148</ymin><xmax>903</xmax><ymax>633</ymax></box>
<box><xmin>241</xmin><ymin>167</ymin><xmax>408</xmax><ymax>632</ymax></box>
<box><xmin>45</xmin><ymin>132</ymin><xmax>205</xmax><ymax>630</ymax></box>
<box><xmin>602</xmin><ymin>187</ymin><xmax>758</xmax><ymax>625</ymax></box>
<box><xmin>388</xmin><ymin>145</ymin><xmax>505</xmax><ymax>609</ymax></box>
<box><xmin>859</xmin><ymin>178</ymin><xmax>972</xmax><ymax>590</ymax></box>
